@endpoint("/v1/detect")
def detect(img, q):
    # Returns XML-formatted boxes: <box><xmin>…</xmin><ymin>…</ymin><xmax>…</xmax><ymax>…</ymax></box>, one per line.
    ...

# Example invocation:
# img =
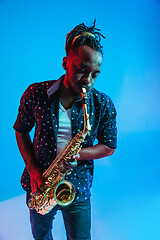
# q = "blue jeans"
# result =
<box><xmin>29</xmin><ymin>198</ymin><xmax>91</xmax><ymax>240</ymax></box>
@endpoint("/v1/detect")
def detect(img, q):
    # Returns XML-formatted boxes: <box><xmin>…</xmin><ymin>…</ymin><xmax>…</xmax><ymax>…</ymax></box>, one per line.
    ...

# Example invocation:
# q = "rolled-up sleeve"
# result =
<box><xmin>13</xmin><ymin>85</ymin><xmax>35</xmax><ymax>133</ymax></box>
<box><xmin>97</xmin><ymin>96</ymin><xmax>117</xmax><ymax>149</ymax></box>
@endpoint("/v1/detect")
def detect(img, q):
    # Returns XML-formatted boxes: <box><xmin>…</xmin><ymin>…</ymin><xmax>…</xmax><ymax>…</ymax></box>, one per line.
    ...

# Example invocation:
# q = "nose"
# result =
<box><xmin>83</xmin><ymin>73</ymin><xmax>92</xmax><ymax>85</ymax></box>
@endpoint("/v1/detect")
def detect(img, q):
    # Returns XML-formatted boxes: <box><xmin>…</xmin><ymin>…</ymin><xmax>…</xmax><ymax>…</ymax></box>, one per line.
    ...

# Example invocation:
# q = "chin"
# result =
<box><xmin>70</xmin><ymin>86</ymin><xmax>81</xmax><ymax>95</ymax></box>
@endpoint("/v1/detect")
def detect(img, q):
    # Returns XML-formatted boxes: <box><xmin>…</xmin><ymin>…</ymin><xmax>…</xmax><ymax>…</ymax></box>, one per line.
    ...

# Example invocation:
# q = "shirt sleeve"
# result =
<box><xmin>97</xmin><ymin>95</ymin><xmax>117</xmax><ymax>149</ymax></box>
<box><xmin>13</xmin><ymin>84</ymin><xmax>36</xmax><ymax>133</ymax></box>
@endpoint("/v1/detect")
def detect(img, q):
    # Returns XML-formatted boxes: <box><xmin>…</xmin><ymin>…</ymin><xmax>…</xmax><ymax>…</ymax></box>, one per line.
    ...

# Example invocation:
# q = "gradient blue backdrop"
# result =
<box><xmin>0</xmin><ymin>0</ymin><xmax>160</xmax><ymax>239</ymax></box>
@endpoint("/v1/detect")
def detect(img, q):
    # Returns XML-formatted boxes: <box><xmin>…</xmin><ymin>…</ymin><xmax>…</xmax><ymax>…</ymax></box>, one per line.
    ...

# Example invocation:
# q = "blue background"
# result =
<box><xmin>0</xmin><ymin>0</ymin><xmax>160</xmax><ymax>239</ymax></box>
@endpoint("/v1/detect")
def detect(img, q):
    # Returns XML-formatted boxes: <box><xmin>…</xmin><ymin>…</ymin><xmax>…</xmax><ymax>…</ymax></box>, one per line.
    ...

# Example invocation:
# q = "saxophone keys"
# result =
<box><xmin>48</xmin><ymin>177</ymin><xmax>53</xmax><ymax>182</ymax></box>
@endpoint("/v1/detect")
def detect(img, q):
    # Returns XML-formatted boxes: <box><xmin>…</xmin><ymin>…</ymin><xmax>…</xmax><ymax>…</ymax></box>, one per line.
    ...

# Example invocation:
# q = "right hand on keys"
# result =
<box><xmin>28</xmin><ymin>167</ymin><xmax>45</xmax><ymax>195</ymax></box>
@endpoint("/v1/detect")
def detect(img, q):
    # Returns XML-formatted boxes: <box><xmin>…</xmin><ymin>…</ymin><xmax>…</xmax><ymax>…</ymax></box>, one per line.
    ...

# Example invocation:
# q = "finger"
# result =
<box><xmin>33</xmin><ymin>191</ymin><xmax>41</xmax><ymax>197</ymax></box>
<box><xmin>38</xmin><ymin>184</ymin><xmax>45</xmax><ymax>192</ymax></box>
<box><xmin>31</xmin><ymin>182</ymin><xmax>38</xmax><ymax>193</ymax></box>
<box><xmin>31</xmin><ymin>183</ymin><xmax>42</xmax><ymax>196</ymax></box>
<box><xmin>37</xmin><ymin>178</ymin><xmax>44</xmax><ymax>191</ymax></box>
<box><xmin>72</xmin><ymin>153</ymin><xmax>80</xmax><ymax>159</ymax></box>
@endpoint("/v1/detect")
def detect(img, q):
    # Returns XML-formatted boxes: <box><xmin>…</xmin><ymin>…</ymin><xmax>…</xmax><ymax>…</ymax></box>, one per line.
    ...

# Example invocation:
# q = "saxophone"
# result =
<box><xmin>28</xmin><ymin>88</ymin><xmax>91</xmax><ymax>215</ymax></box>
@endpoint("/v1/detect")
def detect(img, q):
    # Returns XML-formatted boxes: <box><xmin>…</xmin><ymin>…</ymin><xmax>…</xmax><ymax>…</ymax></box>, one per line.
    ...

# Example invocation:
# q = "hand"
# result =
<box><xmin>28</xmin><ymin>167</ymin><xmax>45</xmax><ymax>195</ymax></box>
<box><xmin>72</xmin><ymin>144</ymin><xmax>115</xmax><ymax>161</ymax></box>
<box><xmin>72</xmin><ymin>153</ymin><xmax>80</xmax><ymax>160</ymax></box>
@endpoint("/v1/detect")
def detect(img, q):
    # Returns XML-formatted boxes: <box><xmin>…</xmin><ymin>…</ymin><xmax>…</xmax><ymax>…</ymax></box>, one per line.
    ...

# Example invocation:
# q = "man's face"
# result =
<box><xmin>63</xmin><ymin>45</ymin><xmax>103</xmax><ymax>95</ymax></box>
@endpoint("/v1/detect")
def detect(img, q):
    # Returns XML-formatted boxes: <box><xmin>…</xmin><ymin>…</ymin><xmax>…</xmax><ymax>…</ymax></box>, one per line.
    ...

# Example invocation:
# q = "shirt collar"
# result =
<box><xmin>47</xmin><ymin>75</ymin><xmax>65</xmax><ymax>97</ymax></box>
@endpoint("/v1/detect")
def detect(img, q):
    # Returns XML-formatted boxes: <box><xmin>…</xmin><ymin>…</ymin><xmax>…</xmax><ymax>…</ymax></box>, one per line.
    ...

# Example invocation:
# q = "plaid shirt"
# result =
<box><xmin>14</xmin><ymin>75</ymin><xmax>117</xmax><ymax>201</ymax></box>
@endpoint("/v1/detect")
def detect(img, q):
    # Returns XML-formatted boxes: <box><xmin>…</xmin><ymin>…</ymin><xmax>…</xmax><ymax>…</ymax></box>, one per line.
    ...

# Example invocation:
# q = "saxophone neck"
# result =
<box><xmin>81</xmin><ymin>88</ymin><xmax>91</xmax><ymax>133</ymax></box>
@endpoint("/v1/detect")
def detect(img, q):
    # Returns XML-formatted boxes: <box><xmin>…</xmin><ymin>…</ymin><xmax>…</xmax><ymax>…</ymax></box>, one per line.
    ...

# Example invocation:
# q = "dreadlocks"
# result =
<box><xmin>65</xmin><ymin>20</ymin><xmax>105</xmax><ymax>56</ymax></box>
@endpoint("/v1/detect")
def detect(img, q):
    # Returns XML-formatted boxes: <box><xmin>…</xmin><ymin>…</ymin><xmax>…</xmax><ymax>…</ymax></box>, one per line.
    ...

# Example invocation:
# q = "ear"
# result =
<box><xmin>62</xmin><ymin>57</ymin><xmax>67</xmax><ymax>70</ymax></box>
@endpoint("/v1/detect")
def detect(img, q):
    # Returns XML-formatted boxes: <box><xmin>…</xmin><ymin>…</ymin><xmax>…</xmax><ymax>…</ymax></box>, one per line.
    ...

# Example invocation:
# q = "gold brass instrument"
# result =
<box><xmin>28</xmin><ymin>88</ymin><xmax>91</xmax><ymax>215</ymax></box>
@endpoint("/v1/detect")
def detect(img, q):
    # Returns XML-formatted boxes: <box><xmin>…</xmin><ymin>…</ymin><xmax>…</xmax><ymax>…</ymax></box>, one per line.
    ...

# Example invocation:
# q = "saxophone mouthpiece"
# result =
<box><xmin>82</xmin><ymin>87</ymin><xmax>86</xmax><ymax>92</ymax></box>
<box><xmin>81</xmin><ymin>87</ymin><xmax>91</xmax><ymax>132</ymax></box>
<box><xmin>81</xmin><ymin>87</ymin><xmax>87</xmax><ymax>102</ymax></box>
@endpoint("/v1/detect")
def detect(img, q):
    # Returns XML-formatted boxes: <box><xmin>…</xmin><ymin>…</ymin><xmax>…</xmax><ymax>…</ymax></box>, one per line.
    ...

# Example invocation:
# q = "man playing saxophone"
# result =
<box><xmin>14</xmin><ymin>20</ymin><xmax>117</xmax><ymax>240</ymax></box>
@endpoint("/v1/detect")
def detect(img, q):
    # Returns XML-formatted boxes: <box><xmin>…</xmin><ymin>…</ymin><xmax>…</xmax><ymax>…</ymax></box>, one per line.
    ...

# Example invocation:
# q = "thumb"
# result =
<box><xmin>72</xmin><ymin>153</ymin><xmax>80</xmax><ymax>160</ymax></box>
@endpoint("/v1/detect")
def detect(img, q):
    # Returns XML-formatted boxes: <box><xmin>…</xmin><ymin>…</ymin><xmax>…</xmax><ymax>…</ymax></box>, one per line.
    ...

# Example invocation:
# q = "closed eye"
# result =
<box><xmin>92</xmin><ymin>71</ymin><xmax>100</xmax><ymax>79</ymax></box>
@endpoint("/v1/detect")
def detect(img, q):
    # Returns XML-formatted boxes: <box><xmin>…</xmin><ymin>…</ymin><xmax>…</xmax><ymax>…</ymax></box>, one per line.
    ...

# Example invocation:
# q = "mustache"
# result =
<box><xmin>78</xmin><ymin>81</ymin><xmax>91</xmax><ymax>90</ymax></box>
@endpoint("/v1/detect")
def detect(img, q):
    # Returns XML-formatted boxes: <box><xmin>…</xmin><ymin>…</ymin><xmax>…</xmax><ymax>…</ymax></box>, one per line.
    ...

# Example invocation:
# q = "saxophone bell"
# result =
<box><xmin>54</xmin><ymin>180</ymin><xmax>76</xmax><ymax>206</ymax></box>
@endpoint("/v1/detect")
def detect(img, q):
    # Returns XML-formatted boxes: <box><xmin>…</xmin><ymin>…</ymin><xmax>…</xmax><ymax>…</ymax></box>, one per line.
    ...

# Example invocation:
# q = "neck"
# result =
<box><xmin>59</xmin><ymin>81</ymin><xmax>76</xmax><ymax>109</ymax></box>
